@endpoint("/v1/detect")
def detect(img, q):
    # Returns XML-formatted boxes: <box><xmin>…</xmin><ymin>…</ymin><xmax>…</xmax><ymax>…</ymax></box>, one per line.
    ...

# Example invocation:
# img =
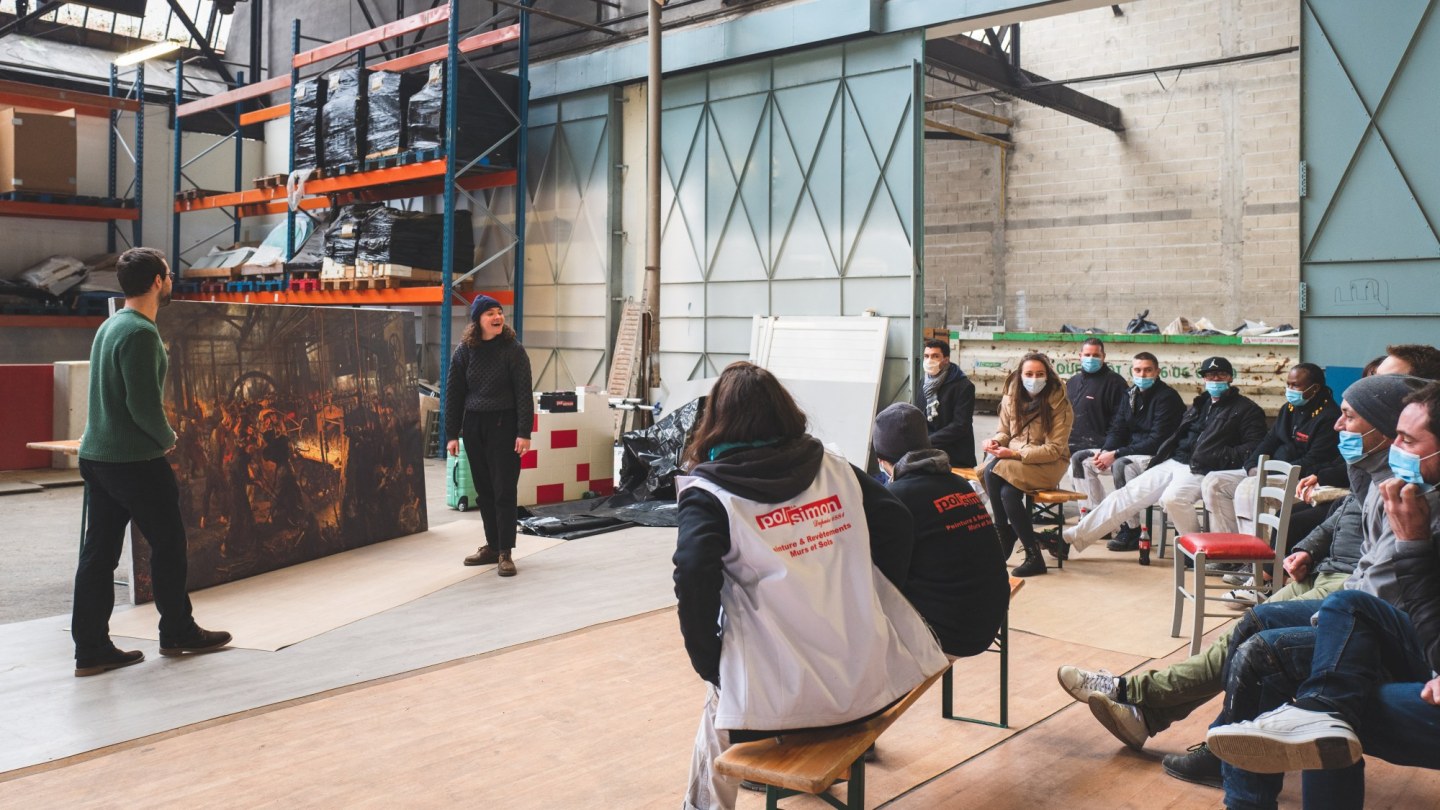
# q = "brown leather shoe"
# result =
<box><xmin>464</xmin><ymin>545</ymin><xmax>500</xmax><ymax>566</ymax></box>
<box><xmin>497</xmin><ymin>552</ymin><xmax>517</xmax><ymax>577</ymax></box>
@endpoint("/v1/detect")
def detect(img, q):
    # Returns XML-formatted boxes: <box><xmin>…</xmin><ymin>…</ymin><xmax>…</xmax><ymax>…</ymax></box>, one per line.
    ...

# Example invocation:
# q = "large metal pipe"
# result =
<box><xmin>642</xmin><ymin>0</ymin><xmax>663</xmax><ymax>395</ymax></box>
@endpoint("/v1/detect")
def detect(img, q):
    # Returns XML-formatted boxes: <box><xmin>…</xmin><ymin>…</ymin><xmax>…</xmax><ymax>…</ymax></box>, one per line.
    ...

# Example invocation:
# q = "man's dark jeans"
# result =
<box><xmin>1218</xmin><ymin>591</ymin><xmax>1440</xmax><ymax>810</ymax></box>
<box><xmin>73</xmin><ymin>457</ymin><xmax>198</xmax><ymax>659</ymax></box>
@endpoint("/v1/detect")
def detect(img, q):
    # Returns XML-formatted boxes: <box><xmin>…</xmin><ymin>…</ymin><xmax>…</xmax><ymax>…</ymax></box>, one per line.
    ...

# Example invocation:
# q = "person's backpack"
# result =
<box><xmin>446</xmin><ymin>439</ymin><xmax>479</xmax><ymax>511</ymax></box>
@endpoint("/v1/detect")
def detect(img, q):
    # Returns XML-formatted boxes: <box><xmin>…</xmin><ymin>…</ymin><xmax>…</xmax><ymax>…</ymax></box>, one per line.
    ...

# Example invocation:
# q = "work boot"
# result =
<box><xmin>159</xmin><ymin>627</ymin><xmax>232</xmax><ymax>657</ymax></box>
<box><xmin>1107</xmin><ymin>524</ymin><xmax>1141</xmax><ymax>552</ymax></box>
<box><xmin>1161</xmin><ymin>742</ymin><xmax>1223</xmax><ymax>789</ymax></box>
<box><xmin>497</xmin><ymin>552</ymin><xmax>517</xmax><ymax>577</ymax></box>
<box><xmin>1011</xmin><ymin>538</ymin><xmax>1048</xmax><ymax>577</ymax></box>
<box><xmin>464</xmin><ymin>545</ymin><xmax>500</xmax><ymax>566</ymax></box>
<box><xmin>74</xmin><ymin>647</ymin><xmax>144</xmax><ymax>677</ymax></box>
<box><xmin>1036</xmin><ymin>529</ymin><xmax>1068</xmax><ymax>561</ymax></box>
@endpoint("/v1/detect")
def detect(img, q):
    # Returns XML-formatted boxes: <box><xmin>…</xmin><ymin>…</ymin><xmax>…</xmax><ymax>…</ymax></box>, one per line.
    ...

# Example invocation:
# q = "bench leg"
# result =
<box><xmin>764</xmin><ymin>761</ymin><xmax>865</xmax><ymax>810</ymax></box>
<box><xmin>941</xmin><ymin>611</ymin><xmax>1010</xmax><ymax>729</ymax></box>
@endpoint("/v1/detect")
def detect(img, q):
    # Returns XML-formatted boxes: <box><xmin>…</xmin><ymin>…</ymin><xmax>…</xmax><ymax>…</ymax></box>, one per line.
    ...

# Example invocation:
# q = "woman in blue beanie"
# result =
<box><xmin>444</xmin><ymin>295</ymin><xmax>534</xmax><ymax>575</ymax></box>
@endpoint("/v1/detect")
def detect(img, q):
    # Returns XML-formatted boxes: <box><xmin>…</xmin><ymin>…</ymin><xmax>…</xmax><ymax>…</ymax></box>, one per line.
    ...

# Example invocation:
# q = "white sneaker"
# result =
<box><xmin>1207</xmin><ymin>704</ymin><xmax>1361</xmax><ymax>773</ymax></box>
<box><xmin>1225</xmin><ymin>589</ymin><xmax>1261</xmax><ymax>609</ymax></box>
<box><xmin>1088</xmin><ymin>694</ymin><xmax>1149</xmax><ymax>750</ymax></box>
<box><xmin>1057</xmin><ymin>666</ymin><xmax>1122</xmax><ymax>703</ymax></box>
<box><xmin>1222</xmin><ymin>572</ymin><xmax>1254</xmax><ymax>587</ymax></box>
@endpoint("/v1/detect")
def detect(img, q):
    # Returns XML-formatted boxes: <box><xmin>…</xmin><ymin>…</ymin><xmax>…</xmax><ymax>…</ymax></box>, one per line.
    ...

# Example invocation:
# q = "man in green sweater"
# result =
<box><xmin>72</xmin><ymin>247</ymin><xmax>229</xmax><ymax>677</ymax></box>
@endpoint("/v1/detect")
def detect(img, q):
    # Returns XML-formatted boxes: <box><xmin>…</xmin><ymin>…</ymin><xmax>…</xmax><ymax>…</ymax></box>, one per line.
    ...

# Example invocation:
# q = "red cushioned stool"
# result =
<box><xmin>1171</xmin><ymin>456</ymin><xmax>1300</xmax><ymax>655</ymax></box>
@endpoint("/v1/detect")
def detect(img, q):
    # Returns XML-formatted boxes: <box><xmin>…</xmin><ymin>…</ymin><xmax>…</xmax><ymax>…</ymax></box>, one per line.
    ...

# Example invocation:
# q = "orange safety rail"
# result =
<box><xmin>293</xmin><ymin>5</ymin><xmax>449</xmax><ymax>68</ymax></box>
<box><xmin>175</xmin><ymin>288</ymin><xmax>513</xmax><ymax>307</ymax></box>
<box><xmin>175</xmin><ymin>162</ymin><xmax>518</xmax><ymax>214</ymax></box>
<box><xmin>0</xmin><ymin>80</ymin><xmax>140</xmax><ymax>116</ymax></box>
<box><xmin>0</xmin><ymin>200</ymin><xmax>139</xmax><ymax>222</ymax></box>
<box><xmin>240</xmin><ymin>103</ymin><xmax>289</xmax><ymax>126</ymax></box>
<box><xmin>232</xmin><ymin>170</ymin><xmax>518</xmax><ymax>218</ymax></box>
<box><xmin>0</xmin><ymin>315</ymin><xmax>106</xmax><ymax>328</ymax></box>
<box><xmin>372</xmin><ymin>24</ymin><xmax>521</xmax><ymax>72</ymax></box>
<box><xmin>176</xmin><ymin>73</ymin><xmax>291</xmax><ymax>119</ymax></box>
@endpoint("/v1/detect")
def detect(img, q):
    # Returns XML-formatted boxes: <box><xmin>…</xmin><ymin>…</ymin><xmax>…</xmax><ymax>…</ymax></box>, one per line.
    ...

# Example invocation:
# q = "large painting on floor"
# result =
<box><xmin>129</xmin><ymin>301</ymin><xmax>428</xmax><ymax>602</ymax></box>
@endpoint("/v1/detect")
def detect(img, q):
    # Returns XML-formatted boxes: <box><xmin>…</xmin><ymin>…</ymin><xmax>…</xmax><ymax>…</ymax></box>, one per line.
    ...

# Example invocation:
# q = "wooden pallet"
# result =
<box><xmin>355</xmin><ymin>262</ymin><xmax>443</xmax><ymax>282</ymax></box>
<box><xmin>320</xmin><ymin>276</ymin><xmax>410</xmax><ymax>291</ymax></box>
<box><xmin>252</xmin><ymin>174</ymin><xmax>287</xmax><ymax>189</ymax></box>
<box><xmin>364</xmin><ymin>146</ymin><xmax>402</xmax><ymax>161</ymax></box>
<box><xmin>175</xmin><ymin>188</ymin><xmax>225</xmax><ymax>202</ymax></box>
<box><xmin>182</xmin><ymin>267</ymin><xmax>237</xmax><ymax>280</ymax></box>
<box><xmin>0</xmin><ymin>190</ymin><xmax>131</xmax><ymax>207</ymax></box>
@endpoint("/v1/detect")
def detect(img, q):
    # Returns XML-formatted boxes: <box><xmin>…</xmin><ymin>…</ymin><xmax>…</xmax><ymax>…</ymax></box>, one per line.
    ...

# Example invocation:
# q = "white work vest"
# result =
<box><xmin>678</xmin><ymin>450</ymin><xmax>948</xmax><ymax>731</ymax></box>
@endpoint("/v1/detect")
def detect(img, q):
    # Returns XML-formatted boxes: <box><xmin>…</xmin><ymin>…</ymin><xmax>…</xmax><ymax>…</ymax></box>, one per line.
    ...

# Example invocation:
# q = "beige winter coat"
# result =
<box><xmin>987</xmin><ymin>384</ymin><xmax>1074</xmax><ymax>491</ymax></box>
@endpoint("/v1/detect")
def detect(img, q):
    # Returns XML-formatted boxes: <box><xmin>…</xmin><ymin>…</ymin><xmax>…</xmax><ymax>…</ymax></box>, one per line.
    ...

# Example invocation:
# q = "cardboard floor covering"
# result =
<box><xmin>107</xmin><ymin>520</ymin><xmax>563</xmax><ymax>651</ymax></box>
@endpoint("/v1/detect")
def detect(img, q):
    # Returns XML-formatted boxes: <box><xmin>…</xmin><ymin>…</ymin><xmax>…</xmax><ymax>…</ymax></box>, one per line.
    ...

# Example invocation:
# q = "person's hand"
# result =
<box><xmin>1093</xmin><ymin>450</ymin><xmax>1115</xmax><ymax>471</ymax></box>
<box><xmin>995</xmin><ymin>447</ymin><xmax>1018</xmax><ymax>460</ymax></box>
<box><xmin>981</xmin><ymin>438</ymin><xmax>1000</xmax><ymax>456</ymax></box>
<box><xmin>1296</xmin><ymin>474</ymin><xmax>1320</xmax><ymax>504</ymax></box>
<box><xmin>1423</xmin><ymin>675</ymin><xmax>1440</xmax><ymax>706</ymax></box>
<box><xmin>515</xmin><ymin>437</ymin><xmax>531</xmax><ymax>455</ymax></box>
<box><xmin>1283</xmin><ymin>550</ymin><xmax>1313</xmax><ymax>581</ymax></box>
<box><xmin>1380</xmin><ymin>477</ymin><xmax>1434</xmax><ymax>542</ymax></box>
<box><xmin>446</xmin><ymin>439</ymin><xmax>458</xmax><ymax>457</ymax></box>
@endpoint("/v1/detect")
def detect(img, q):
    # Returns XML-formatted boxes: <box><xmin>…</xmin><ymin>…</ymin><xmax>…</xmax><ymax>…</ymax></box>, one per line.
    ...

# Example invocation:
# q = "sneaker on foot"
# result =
<box><xmin>1207</xmin><ymin>703</ymin><xmax>1362</xmax><ymax>773</ymax></box>
<box><xmin>465</xmin><ymin>545</ymin><xmax>500</xmax><ymax>566</ymax></box>
<box><xmin>1225</xmin><ymin>588</ymin><xmax>1261</xmax><ymax>609</ymax></box>
<box><xmin>1036</xmin><ymin>529</ymin><xmax>1069</xmax><ymax>561</ymax></box>
<box><xmin>74</xmin><ymin>647</ymin><xmax>144</xmax><ymax>677</ymax></box>
<box><xmin>159</xmin><ymin>627</ymin><xmax>232</xmax><ymax>656</ymax></box>
<box><xmin>1087</xmin><ymin>693</ymin><xmax>1149</xmax><ymax>750</ymax></box>
<box><xmin>1057</xmin><ymin>666</ymin><xmax>1122</xmax><ymax>704</ymax></box>
<box><xmin>1162</xmin><ymin>742</ymin><xmax>1222</xmax><ymax>789</ymax></box>
<box><xmin>1222</xmin><ymin>572</ymin><xmax>1254</xmax><ymax>587</ymax></box>
<box><xmin>497</xmin><ymin>552</ymin><xmax>517</xmax><ymax>577</ymax></box>
<box><xmin>1107</xmin><ymin>525</ymin><xmax>1141</xmax><ymax>552</ymax></box>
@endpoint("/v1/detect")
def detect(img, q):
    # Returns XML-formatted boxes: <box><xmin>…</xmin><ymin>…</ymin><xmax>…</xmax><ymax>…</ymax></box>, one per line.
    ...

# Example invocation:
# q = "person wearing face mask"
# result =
<box><xmin>1059</xmin><ymin>356</ymin><xmax>1267</xmax><ymax>557</ymax></box>
<box><xmin>1065</xmin><ymin>339</ymin><xmax>1130</xmax><ymax>498</ymax></box>
<box><xmin>1072</xmin><ymin>352</ymin><xmax>1185</xmax><ymax>551</ymax></box>
<box><xmin>1201</xmin><ymin>363</ymin><xmax>1342</xmax><ymax>545</ymax></box>
<box><xmin>915</xmin><ymin>338</ymin><xmax>977</xmax><ymax>468</ymax></box>
<box><xmin>980</xmin><ymin>352</ymin><xmax>1074</xmax><ymax>577</ymax></box>
<box><xmin>1055</xmin><ymin>373</ymin><xmax>1423</xmax><ymax>788</ymax></box>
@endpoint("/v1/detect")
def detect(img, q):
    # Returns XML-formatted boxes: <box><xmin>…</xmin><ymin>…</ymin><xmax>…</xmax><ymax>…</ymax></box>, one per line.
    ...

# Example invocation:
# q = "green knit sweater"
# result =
<box><xmin>78</xmin><ymin>308</ymin><xmax>176</xmax><ymax>462</ymax></box>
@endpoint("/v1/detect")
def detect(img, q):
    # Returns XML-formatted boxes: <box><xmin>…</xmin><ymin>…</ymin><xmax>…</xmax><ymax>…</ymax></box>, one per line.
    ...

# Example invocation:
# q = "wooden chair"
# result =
<box><xmin>943</xmin><ymin>576</ymin><xmax>1024</xmax><ymax>728</ymax></box>
<box><xmin>1171</xmin><ymin>456</ymin><xmax>1299</xmax><ymax>655</ymax></box>
<box><xmin>715</xmin><ymin>668</ymin><xmax>947</xmax><ymax>810</ymax></box>
<box><xmin>953</xmin><ymin>466</ymin><xmax>1084</xmax><ymax>570</ymax></box>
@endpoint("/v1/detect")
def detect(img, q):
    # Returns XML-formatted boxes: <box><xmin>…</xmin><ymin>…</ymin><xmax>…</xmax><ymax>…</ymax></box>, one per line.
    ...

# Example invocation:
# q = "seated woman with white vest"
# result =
<box><xmin>673</xmin><ymin>362</ymin><xmax>948</xmax><ymax>810</ymax></box>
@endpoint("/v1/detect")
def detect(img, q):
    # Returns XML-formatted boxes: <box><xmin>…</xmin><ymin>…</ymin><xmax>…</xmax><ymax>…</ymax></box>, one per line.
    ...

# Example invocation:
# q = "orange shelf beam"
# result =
<box><xmin>0</xmin><ymin>80</ymin><xmax>140</xmax><ymax>116</ymax></box>
<box><xmin>177</xmin><ymin>164</ymin><xmax>517</xmax><ymax>215</ymax></box>
<box><xmin>174</xmin><ymin>288</ymin><xmax>513</xmax><ymax>307</ymax></box>
<box><xmin>240</xmin><ymin>103</ymin><xmax>289</xmax><ymax>126</ymax></box>
<box><xmin>0</xmin><ymin>315</ymin><xmax>106</xmax><ymax>328</ymax></box>
<box><xmin>0</xmin><ymin>200</ymin><xmax>138</xmax><ymax>221</ymax></box>
<box><xmin>294</xmin><ymin>6</ymin><xmax>450</xmax><ymax>68</ymax></box>
<box><xmin>176</xmin><ymin>73</ymin><xmax>291</xmax><ymax>119</ymax></box>
<box><xmin>372</xmin><ymin>24</ymin><xmax>521</xmax><ymax>72</ymax></box>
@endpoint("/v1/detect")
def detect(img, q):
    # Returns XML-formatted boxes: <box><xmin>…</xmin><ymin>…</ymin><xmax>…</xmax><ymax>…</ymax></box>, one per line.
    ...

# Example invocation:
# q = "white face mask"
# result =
<box><xmin>1022</xmin><ymin>377</ymin><xmax>1047</xmax><ymax>396</ymax></box>
<box><xmin>923</xmin><ymin>359</ymin><xmax>941</xmax><ymax>376</ymax></box>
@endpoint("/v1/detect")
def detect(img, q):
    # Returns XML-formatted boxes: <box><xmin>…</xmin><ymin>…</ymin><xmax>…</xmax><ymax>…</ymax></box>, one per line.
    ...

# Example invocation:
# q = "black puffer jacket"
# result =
<box><xmin>916</xmin><ymin>363</ymin><xmax>976</xmax><ymax>468</ymax></box>
<box><xmin>1103</xmin><ymin>378</ymin><xmax>1185</xmax><ymax>458</ymax></box>
<box><xmin>886</xmin><ymin>449</ymin><xmax>1008</xmax><ymax>657</ymax></box>
<box><xmin>1393</xmin><ymin>489</ymin><xmax>1440</xmax><ymax>672</ymax></box>
<box><xmin>1245</xmin><ymin>386</ymin><xmax>1342</xmax><ymax>480</ymax></box>
<box><xmin>1292</xmin><ymin>493</ymin><xmax>1366</xmax><ymax>577</ymax></box>
<box><xmin>1151</xmin><ymin>387</ymin><xmax>1268</xmax><ymax>474</ymax></box>
<box><xmin>672</xmin><ymin>436</ymin><xmax>914</xmax><ymax>685</ymax></box>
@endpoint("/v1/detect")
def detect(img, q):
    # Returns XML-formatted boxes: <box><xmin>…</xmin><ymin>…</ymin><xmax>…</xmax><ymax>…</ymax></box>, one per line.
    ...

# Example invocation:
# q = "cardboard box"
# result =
<box><xmin>0</xmin><ymin>108</ymin><xmax>77</xmax><ymax>195</ymax></box>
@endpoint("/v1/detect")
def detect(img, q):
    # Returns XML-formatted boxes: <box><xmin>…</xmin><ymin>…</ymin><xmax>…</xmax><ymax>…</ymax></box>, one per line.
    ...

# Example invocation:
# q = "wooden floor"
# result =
<box><xmin>3</xmin><ymin>527</ymin><xmax>1439</xmax><ymax>808</ymax></box>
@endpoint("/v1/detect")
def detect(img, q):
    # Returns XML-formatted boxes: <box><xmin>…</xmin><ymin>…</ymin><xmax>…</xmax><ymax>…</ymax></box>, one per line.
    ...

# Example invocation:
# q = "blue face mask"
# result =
<box><xmin>1285</xmin><ymin>388</ymin><xmax>1311</xmax><ymax>407</ymax></box>
<box><xmin>1388</xmin><ymin>444</ymin><xmax>1439</xmax><ymax>492</ymax></box>
<box><xmin>1205</xmin><ymin>381</ymin><xmax>1230</xmax><ymax>398</ymax></box>
<box><xmin>1022</xmin><ymin>377</ymin><xmax>1047</xmax><ymax>396</ymax></box>
<box><xmin>1081</xmin><ymin>357</ymin><xmax>1103</xmax><ymax>374</ymax></box>
<box><xmin>1133</xmin><ymin>376</ymin><xmax>1156</xmax><ymax>391</ymax></box>
<box><xmin>1337</xmin><ymin>429</ymin><xmax>1374</xmax><ymax>463</ymax></box>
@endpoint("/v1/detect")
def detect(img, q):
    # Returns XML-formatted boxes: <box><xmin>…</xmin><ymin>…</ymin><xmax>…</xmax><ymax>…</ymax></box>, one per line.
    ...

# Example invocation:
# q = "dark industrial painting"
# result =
<box><xmin>129</xmin><ymin>301</ymin><xmax>427</xmax><ymax>602</ymax></box>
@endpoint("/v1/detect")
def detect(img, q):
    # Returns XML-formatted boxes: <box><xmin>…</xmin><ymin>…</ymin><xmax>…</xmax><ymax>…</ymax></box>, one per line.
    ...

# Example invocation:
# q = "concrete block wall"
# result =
<box><xmin>924</xmin><ymin>0</ymin><xmax>1300</xmax><ymax>334</ymax></box>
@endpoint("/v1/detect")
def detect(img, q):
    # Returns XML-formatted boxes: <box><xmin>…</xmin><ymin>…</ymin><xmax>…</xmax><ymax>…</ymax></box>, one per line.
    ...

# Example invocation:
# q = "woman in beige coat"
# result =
<box><xmin>980</xmin><ymin>352</ymin><xmax>1074</xmax><ymax>577</ymax></box>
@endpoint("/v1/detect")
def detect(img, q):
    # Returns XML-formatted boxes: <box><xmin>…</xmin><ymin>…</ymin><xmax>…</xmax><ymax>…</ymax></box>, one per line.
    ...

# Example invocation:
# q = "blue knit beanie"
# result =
<box><xmin>469</xmin><ymin>294</ymin><xmax>503</xmax><ymax>321</ymax></box>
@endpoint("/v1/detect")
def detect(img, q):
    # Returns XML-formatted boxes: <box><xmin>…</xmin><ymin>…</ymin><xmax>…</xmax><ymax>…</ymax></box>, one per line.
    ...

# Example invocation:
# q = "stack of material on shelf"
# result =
<box><xmin>184</xmin><ymin>247</ymin><xmax>254</xmax><ymax>280</ymax></box>
<box><xmin>322</xmin><ymin>68</ymin><xmax>370</xmax><ymax>167</ymax></box>
<box><xmin>321</xmin><ymin>204</ymin><xmax>376</xmax><ymax>279</ymax></box>
<box><xmin>407</xmin><ymin>62</ymin><xmax>522</xmax><ymax>167</ymax></box>
<box><xmin>78</xmin><ymin>253</ymin><xmax>123</xmax><ymax>293</ymax></box>
<box><xmin>0</xmin><ymin>109</ymin><xmax>78</xmax><ymax>195</ymax></box>
<box><xmin>355</xmin><ymin>206</ymin><xmax>474</xmax><ymax>278</ymax></box>
<box><xmin>365</xmin><ymin>70</ymin><xmax>428</xmax><ymax>159</ymax></box>
<box><xmin>292</xmin><ymin>77</ymin><xmax>327</xmax><ymax>171</ymax></box>
<box><xmin>18</xmin><ymin>256</ymin><xmax>86</xmax><ymax>295</ymax></box>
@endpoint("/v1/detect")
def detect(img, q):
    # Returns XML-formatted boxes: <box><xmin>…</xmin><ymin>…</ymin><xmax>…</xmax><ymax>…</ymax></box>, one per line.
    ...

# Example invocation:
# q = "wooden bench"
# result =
<box><xmin>953</xmin><ymin>467</ymin><xmax>1085</xmax><ymax>569</ymax></box>
<box><xmin>943</xmin><ymin>576</ymin><xmax>1024</xmax><ymax>728</ymax></box>
<box><xmin>715</xmin><ymin>668</ymin><xmax>947</xmax><ymax>810</ymax></box>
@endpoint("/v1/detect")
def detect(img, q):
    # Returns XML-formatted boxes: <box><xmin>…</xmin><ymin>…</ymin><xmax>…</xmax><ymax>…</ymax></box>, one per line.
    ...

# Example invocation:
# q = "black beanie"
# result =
<box><xmin>872</xmin><ymin>402</ymin><xmax>931</xmax><ymax>463</ymax></box>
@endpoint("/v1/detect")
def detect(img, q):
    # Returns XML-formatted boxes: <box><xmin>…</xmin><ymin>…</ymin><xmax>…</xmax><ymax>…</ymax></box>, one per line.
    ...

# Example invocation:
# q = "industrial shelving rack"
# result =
<box><xmin>168</xmin><ymin>1</ymin><xmax>535</xmax><ymax>450</ymax></box>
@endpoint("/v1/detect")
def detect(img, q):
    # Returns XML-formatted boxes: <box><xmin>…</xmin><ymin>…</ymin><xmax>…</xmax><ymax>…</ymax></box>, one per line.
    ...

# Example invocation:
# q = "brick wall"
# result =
<box><xmin>924</xmin><ymin>0</ymin><xmax>1300</xmax><ymax>333</ymax></box>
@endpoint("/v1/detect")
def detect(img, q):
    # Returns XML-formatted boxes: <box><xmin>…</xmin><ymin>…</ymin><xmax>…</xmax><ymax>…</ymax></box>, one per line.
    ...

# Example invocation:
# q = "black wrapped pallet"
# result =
<box><xmin>407</xmin><ymin>62</ymin><xmax>522</xmax><ymax>167</ymax></box>
<box><xmin>356</xmin><ymin>207</ymin><xmax>474</xmax><ymax>274</ymax></box>
<box><xmin>323</xmin><ymin>204</ymin><xmax>377</xmax><ymax>266</ymax></box>
<box><xmin>293</xmin><ymin>77</ymin><xmax>326</xmax><ymax>171</ymax></box>
<box><xmin>365</xmin><ymin>70</ymin><xmax>428</xmax><ymax>158</ymax></box>
<box><xmin>322</xmin><ymin>67</ymin><xmax>371</xmax><ymax>167</ymax></box>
